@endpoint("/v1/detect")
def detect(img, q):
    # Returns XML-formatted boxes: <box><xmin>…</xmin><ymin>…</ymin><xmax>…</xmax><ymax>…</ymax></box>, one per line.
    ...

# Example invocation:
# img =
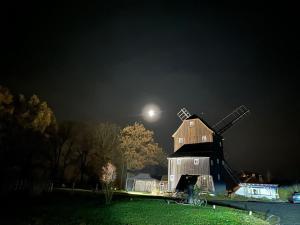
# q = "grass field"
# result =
<box><xmin>1</xmin><ymin>191</ymin><xmax>269</xmax><ymax>225</ymax></box>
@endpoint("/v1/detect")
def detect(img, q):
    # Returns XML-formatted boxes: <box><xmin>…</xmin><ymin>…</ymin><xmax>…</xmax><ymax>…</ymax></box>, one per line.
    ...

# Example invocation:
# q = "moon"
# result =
<box><xmin>142</xmin><ymin>104</ymin><xmax>161</xmax><ymax>122</ymax></box>
<box><xmin>148</xmin><ymin>110</ymin><xmax>155</xmax><ymax>117</ymax></box>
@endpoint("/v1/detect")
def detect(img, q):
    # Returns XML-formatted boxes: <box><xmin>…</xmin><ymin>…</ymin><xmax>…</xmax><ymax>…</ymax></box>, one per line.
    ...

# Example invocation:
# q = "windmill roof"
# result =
<box><xmin>172</xmin><ymin>114</ymin><xmax>216</xmax><ymax>137</ymax></box>
<box><xmin>186</xmin><ymin>114</ymin><xmax>216</xmax><ymax>133</ymax></box>
<box><xmin>168</xmin><ymin>143</ymin><xmax>215</xmax><ymax>158</ymax></box>
<box><xmin>186</xmin><ymin>114</ymin><xmax>201</xmax><ymax>120</ymax></box>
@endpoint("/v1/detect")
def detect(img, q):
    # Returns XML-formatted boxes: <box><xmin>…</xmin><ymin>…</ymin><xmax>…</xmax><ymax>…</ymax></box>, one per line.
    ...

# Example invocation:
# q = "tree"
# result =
<box><xmin>72</xmin><ymin>123</ymin><xmax>94</xmax><ymax>184</ymax></box>
<box><xmin>54</xmin><ymin>122</ymin><xmax>120</xmax><ymax>187</ymax></box>
<box><xmin>119</xmin><ymin>122</ymin><xmax>166</xmax><ymax>187</ymax></box>
<box><xmin>91</xmin><ymin>123</ymin><xmax>121</xmax><ymax>182</ymax></box>
<box><xmin>49</xmin><ymin>121</ymin><xmax>80</xmax><ymax>184</ymax></box>
<box><xmin>92</xmin><ymin>123</ymin><xmax>120</xmax><ymax>162</ymax></box>
<box><xmin>0</xmin><ymin>86</ymin><xmax>14</xmax><ymax>115</ymax></box>
<box><xmin>14</xmin><ymin>94</ymin><xmax>57</xmax><ymax>134</ymax></box>
<box><xmin>100</xmin><ymin>162</ymin><xmax>116</xmax><ymax>204</ymax></box>
<box><xmin>0</xmin><ymin>86</ymin><xmax>14</xmax><ymax>178</ymax></box>
<box><xmin>0</xmin><ymin>86</ymin><xmax>57</xmax><ymax>194</ymax></box>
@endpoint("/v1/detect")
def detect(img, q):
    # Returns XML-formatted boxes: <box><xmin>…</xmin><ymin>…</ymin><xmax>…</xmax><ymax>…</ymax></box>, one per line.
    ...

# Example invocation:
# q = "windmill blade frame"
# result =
<box><xmin>213</xmin><ymin>105</ymin><xmax>250</xmax><ymax>135</ymax></box>
<box><xmin>177</xmin><ymin>108</ymin><xmax>191</xmax><ymax>121</ymax></box>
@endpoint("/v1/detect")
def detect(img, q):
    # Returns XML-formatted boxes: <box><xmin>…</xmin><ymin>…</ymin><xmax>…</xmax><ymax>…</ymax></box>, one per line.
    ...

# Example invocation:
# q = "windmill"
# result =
<box><xmin>169</xmin><ymin>105</ymin><xmax>250</xmax><ymax>192</ymax></box>
<box><xmin>170</xmin><ymin>106</ymin><xmax>279</xmax><ymax>199</ymax></box>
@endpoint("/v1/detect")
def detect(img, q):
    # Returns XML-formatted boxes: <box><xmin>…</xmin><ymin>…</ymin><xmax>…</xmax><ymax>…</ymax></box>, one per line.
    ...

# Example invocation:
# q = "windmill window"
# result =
<box><xmin>222</xmin><ymin>160</ymin><xmax>224</xmax><ymax>165</ymax></box>
<box><xmin>217</xmin><ymin>174</ymin><xmax>221</xmax><ymax>181</ymax></box>
<box><xmin>176</xmin><ymin>159</ymin><xmax>181</xmax><ymax>165</ymax></box>
<box><xmin>170</xmin><ymin>175</ymin><xmax>174</xmax><ymax>181</ymax></box>
<box><xmin>217</xmin><ymin>159</ymin><xmax>219</xmax><ymax>164</ymax></box>
<box><xmin>189</xmin><ymin>121</ymin><xmax>195</xmax><ymax>127</ymax></box>
<box><xmin>194</xmin><ymin>159</ymin><xmax>199</xmax><ymax>165</ymax></box>
<box><xmin>179</xmin><ymin>138</ymin><xmax>184</xmax><ymax>144</ymax></box>
<box><xmin>219</xmin><ymin>142</ymin><xmax>222</xmax><ymax>147</ymax></box>
<box><xmin>202</xmin><ymin>135</ymin><xmax>207</xmax><ymax>142</ymax></box>
<box><xmin>210</xmin><ymin>160</ymin><xmax>214</xmax><ymax>166</ymax></box>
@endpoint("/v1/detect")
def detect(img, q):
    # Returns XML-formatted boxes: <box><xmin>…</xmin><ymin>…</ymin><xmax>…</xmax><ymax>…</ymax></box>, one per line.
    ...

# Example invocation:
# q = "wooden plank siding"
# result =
<box><xmin>168</xmin><ymin>157</ymin><xmax>210</xmax><ymax>191</ymax></box>
<box><xmin>172</xmin><ymin>118</ymin><xmax>214</xmax><ymax>152</ymax></box>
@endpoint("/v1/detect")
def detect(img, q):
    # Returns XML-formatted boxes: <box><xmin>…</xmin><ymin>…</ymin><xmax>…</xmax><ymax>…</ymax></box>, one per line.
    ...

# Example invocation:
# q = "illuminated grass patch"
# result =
<box><xmin>2</xmin><ymin>193</ymin><xmax>269</xmax><ymax>225</ymax></box>
<box><xmin>91</xmin><ymin>199</ymin><xmax>269</xmax><ymax>225</ymax></box>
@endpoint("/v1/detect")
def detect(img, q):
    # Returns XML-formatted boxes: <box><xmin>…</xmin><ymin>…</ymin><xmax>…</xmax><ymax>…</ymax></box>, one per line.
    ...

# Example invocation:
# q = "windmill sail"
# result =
<box><xmin>177</xmin><ymin>108</ymin><xmax>191</xmax><ymax>121</ymax></box>
<box><xmin>213</xmin><ymin>105</ymin><xmax>250</xmax><ymax>134</ymax></box>
<box><xmin>223</xmin><ymin>161</ymin><xmax>240</xmax><ymax>185</ymax></box>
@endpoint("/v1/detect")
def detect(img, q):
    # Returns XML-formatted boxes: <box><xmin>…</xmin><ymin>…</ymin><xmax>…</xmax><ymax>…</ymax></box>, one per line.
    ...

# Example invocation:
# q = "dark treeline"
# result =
<box><xmin>0</xmin><ymin>86</ymin><xmax>166</xmax><ymax>195</ymax></box>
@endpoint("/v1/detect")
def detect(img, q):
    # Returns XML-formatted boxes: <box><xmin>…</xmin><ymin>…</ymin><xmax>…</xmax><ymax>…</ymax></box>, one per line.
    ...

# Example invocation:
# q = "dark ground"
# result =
<box><xmin>0</xmin><ymin>191</ymin><xmax>268</xmax><ymax>225</ymax></box>
<box><xmin>211</xmin><ymin>200</ymin><xmax>300</xmax><ymax>225</ymax></box>
<box><xmin>2</xmin><ymin>189</ymin><xmax>299</xmax><ymax>224</ymax></box>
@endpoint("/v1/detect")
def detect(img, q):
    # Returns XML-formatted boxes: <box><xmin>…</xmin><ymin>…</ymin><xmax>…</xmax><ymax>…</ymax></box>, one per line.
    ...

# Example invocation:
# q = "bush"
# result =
<box><xmin>100</xmin><ymin>162</ymin><xmax>116</xmax><ymax>204</ymax></box>
<box><xmin>279</xmin><ymin>183</ymin><xmax>300</xmax><ymax>201</ymax></box>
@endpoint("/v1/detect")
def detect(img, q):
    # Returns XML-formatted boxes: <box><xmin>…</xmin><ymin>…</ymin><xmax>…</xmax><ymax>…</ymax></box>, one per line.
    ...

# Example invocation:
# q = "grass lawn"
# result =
<box><xmin>1</xmin><ymin>191</ymin><xmax>269</xmax><ymax>225</ymax></box>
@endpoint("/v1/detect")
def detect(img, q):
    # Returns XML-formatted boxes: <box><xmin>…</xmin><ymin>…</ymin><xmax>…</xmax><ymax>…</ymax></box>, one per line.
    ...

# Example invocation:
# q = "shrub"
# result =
<box><xmin>100</xmin><ymin>162</ymin><xmax>116</xmax><ymax>204</ymax></box>
<box><xmin>279</xmin><ymin>183</ymin><xmax>300</xmax><ymax>201</ymax></box>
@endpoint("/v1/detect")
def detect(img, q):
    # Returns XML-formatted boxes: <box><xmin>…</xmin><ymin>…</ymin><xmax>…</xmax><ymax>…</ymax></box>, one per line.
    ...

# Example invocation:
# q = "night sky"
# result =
<box><xmin>2</xmin><ymin>2</ymin><xmax>300</xmax><ymax>180</ymax></box>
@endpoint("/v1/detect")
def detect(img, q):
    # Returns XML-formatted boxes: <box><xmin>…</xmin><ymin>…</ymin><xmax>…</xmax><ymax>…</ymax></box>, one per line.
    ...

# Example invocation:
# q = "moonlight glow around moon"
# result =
<box><xmin>142</xmin><ymin>104</ymin><xmax>161</xmax><ymax>122</ymax></box>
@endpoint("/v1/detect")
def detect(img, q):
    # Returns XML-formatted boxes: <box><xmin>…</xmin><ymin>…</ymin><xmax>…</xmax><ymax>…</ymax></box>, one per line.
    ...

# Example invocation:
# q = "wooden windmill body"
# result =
<box><xmin>168</xmin><ymin>106</ymin><xmax>249</xmax><ymax>193</ymax></box>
